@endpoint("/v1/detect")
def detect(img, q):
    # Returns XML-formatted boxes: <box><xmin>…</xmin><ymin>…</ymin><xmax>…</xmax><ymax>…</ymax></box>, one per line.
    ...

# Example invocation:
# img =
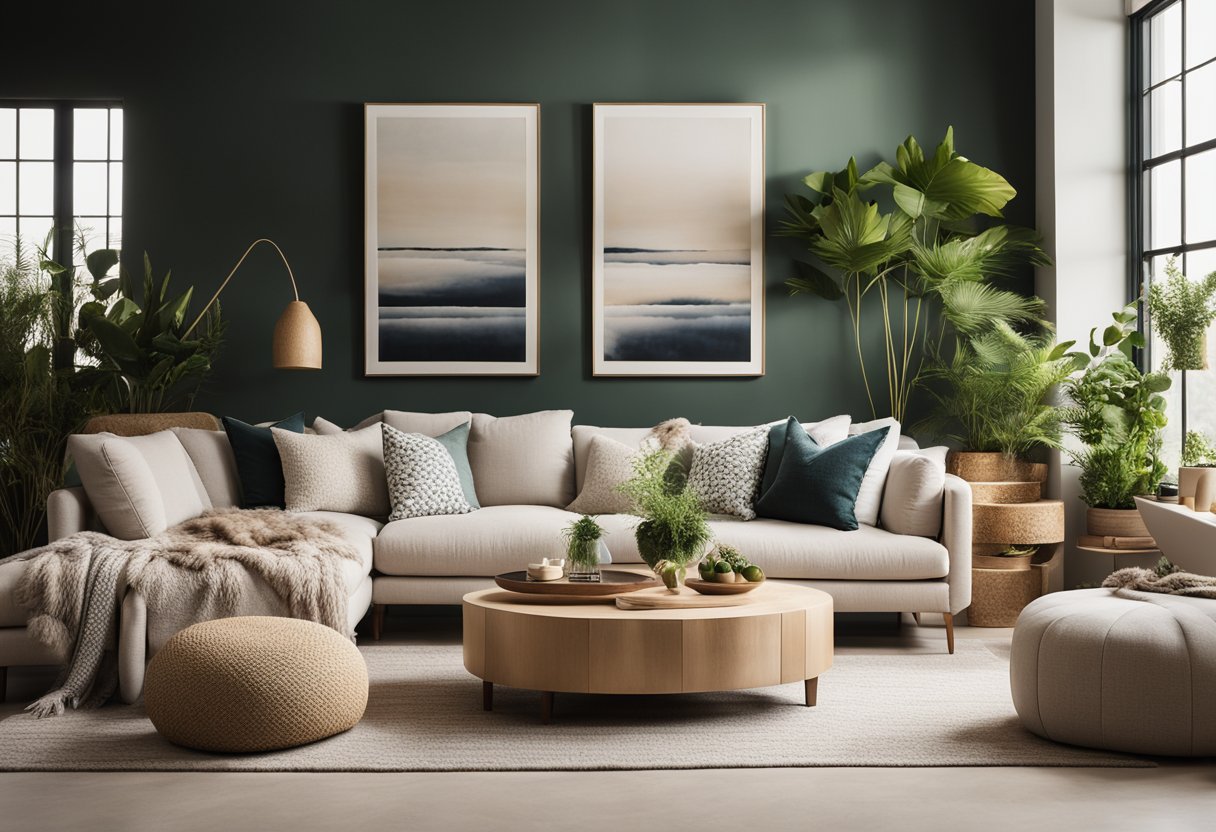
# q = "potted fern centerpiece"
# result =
<box><xmin>617</xmin><ymin>448</ymin><xmax>711</xmax><ymax>590</ymax></box>
<box><xmin>562</xmin><ymin>515</ymin><xmax>608</xmax><ymax>583</ymax></box>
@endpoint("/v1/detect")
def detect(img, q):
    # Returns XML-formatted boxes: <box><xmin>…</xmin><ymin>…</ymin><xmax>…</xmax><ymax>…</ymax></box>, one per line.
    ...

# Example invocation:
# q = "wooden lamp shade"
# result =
<box><xmin>273</xmin><ymin>301</ymin><xmax>322</xmax><ymax>370</ymax></box>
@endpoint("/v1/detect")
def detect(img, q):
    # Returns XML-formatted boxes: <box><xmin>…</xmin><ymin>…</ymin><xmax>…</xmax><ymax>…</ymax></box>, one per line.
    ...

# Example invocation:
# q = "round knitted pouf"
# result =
<box><xmin>1010</xmin><ymin>589</ymin><xmax>1216</xmax><ymax>757</ymax></box>
<box><xmin>144</xmin><ymin>616</ymin><xmax>368</xmax><ymax>753</ymax></box>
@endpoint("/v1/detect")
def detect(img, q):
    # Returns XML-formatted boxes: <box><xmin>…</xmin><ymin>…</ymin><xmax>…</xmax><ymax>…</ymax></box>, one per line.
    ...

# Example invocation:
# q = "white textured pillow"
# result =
<box><xmin>848</xmin><ymin>417</ymin><xmax>901</xmax><ymax>526</ymax></box>
<box><xmin>468</xmin><ymin>410</ymin><xmax>575</xmax><ymax>507</ymax></box>
<box><xmin>170</xmin><ymin>428</ymin><xmax>241</xmax><ymax>508</ymax></box>
<box><xmin>382</xmin><ymin>424</ymin><xmax>473</xmax><ymax>521</ymax></box>
<box><xmin>686</xmin><ymin>426</ymin><xmax>769</xmax><ymax>520</ymax></box>
<box><xmin>567</xmin><ymin>435</ymin><xmax>637</xmax><ymax>515</ymax></box>
<box><xmin>317</xmin><ymin>410</ymin><xmax>473</xmax><ymax>438</ymax></box>
<box><xmin>272</xmin><ymin>424</ymin><xmax>390</xmax><ymax>517</ymax></box>
<box><xmin>68</xmin><ymin>430</ymin><xmax>211</xmax><ymax>540</ymax></box>
<box><xmin>880</xmin><ymin>446</ymin><xmax>948</xmax><ymax>537</ymax></box>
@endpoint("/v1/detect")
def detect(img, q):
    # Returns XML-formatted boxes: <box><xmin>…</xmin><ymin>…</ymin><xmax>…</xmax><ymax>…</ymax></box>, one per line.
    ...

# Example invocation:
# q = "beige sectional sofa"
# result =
<box><xmin>0</xmin><ymin>409</ymin><xmax>972</xmax><ymax>702</ymax></box>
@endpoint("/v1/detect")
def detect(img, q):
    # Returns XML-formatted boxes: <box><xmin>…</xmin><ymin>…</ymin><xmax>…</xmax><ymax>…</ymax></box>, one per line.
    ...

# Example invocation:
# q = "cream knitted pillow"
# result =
<box><xmin>272</xmin><ymin>424</ymin><xmax>390</xmax><ymax>517</ymax></box>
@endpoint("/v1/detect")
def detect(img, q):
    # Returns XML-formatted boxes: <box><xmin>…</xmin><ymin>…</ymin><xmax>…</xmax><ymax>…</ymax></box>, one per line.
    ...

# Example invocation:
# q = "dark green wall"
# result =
<box><xmin>2</xmin><ymin>0</ymin><xmax>1036</xmax><ymax>428</ymax></box>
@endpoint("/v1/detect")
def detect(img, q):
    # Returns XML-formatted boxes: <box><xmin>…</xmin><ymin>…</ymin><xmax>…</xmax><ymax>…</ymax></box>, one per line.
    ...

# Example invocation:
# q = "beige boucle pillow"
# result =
<box><xmin>566</xmin><ymin>435</ymin><xmax>638</xmax><ymax>515</ymax></box>
<box><xmin>272</xmin><ymin>424</ymin><xmax>390</xmax><ymax>517</ymax></box>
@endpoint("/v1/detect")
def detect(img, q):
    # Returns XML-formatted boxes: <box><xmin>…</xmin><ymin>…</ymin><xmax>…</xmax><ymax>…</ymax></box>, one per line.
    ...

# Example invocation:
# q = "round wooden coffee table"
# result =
<box><xmin>462</xmin><ymin>583</ymin><xmax>833</xmax><ymax>723</ymax></box>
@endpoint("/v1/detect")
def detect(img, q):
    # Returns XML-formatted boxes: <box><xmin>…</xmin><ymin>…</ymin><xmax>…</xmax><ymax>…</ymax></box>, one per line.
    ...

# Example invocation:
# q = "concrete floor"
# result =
<box><xmin>2</xmin><ymin>611</ymin><xmax>1214</xmax><ymax>832</ymax></box>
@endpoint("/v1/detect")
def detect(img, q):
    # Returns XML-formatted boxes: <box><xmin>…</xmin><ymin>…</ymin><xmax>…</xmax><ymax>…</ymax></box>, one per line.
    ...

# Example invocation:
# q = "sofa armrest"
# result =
<box><xmin>47</xmin><ymin>487</ymin><xmax>93</xmax><ymax>542</ymax></box>
<box><xmin>941</xmin><ymin>474</ymin><xmax>972</xmax><ymax>615</ymax></box>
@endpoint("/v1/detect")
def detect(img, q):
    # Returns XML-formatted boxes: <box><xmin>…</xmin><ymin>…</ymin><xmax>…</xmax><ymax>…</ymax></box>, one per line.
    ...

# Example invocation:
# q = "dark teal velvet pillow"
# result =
<box><xmin>755</xmin><ymin>417</ymin><xmax>889</xmax><ymax>531</ymax></box>
<box><xmin>433</xmin><ymin>421</ymin><xmax>480</xmax><ymax>509</ymax></box>
<box><xmin>221</xmin><ymin>412</ymin><xmax>305</xmax><ymax>508</ymax></box>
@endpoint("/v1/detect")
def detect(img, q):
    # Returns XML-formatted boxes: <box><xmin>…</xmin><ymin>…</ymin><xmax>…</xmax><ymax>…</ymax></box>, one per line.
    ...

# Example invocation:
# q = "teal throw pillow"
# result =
<box><xmin>432</xmin><ymin>421</ymin><xmax>480</xmax><ymax>509</ymax></box>
<box><xmin>222</xmin><ymin>412</ymin><xmax>305</xmax><ymax>508</ymax></box>
<box><xmin>755</xmin><ymin>417</ymin><xmax>889</xmax><ymax>531</ymax></box>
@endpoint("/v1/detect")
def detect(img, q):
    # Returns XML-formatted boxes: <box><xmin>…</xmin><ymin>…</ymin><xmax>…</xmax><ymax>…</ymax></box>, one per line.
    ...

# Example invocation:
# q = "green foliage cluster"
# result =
<box><xmin>1063</xmin><ymin>305</ymin><xmax>1170</xmax><ymax>509</ymax></box>
<box><xmin>617</xmin><ymin>449</ymin><xmax>711</xmax><ymax>568</ymax></box>
<box><xmin>1145</xmin><ymin>257</ymin><xmax>1216</xmax><ymax>371</ymax></box>
<box><xmin>780</xmin><ymin>127</ymin><xmax>1052</xmax><ymax>427</ymax></box>
<box><xmin>1181</xmin><ymin>430</ymin><xmax>1216</xmax><ymax>467</ymax></box>
<box><xmin>563</xmin><ymin>514</ymin><xmax>606</xmax><ymax>569</ymax></box>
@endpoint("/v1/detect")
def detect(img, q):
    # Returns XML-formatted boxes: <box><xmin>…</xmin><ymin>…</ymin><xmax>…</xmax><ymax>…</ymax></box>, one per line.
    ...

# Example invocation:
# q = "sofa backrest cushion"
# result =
<box><xmin>848</xmin><ymin>417</ymin><xmax>902</xmax><ymax>527</ymax></box>
<box><xmin>171</xmin><ymin>428</ymin><xmax>241</xmax><ymax>509</ymax></box>
<box><xmin>881</xmin><ymin>446</ymin><xmax>948</xmax><ymax>538</ymax></box>
<box><xmin>318</xmin><ymin>410</ymin><xmax>473</xmax><ymax>437</ymax></box>
<box><xmin>567</xmin><ymin>434</ymin><xmax>641</xmax><ymax>515</ymax></box>
<box><xmin>222</xmin><ymin>413</ymin><xmax>306</xmax><ymax>508</ymax></box>
<box><xmin>67</xmin><ymin>430</ymin><xmax>212</xmax><ymax>540</ymax></box>
<box><xmin>571</xmin><ymin>426</ymin><xmax>652</xmax><ymax>492</ymax></box>
<box><xmin>272</xmin><ymin>423</ymin><xmax>391</xmax><ymax>517</ymax></box>
<box><xmin>469</xmin><ymin>410</ymin><xmax>575</xmax><ymax>507</ymax></box>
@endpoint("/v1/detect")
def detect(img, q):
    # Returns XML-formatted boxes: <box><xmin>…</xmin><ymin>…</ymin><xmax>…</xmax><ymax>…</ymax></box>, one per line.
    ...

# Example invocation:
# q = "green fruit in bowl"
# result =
<box><xmin>742</xmin><ymin>565</ymin><xmax>765</xmax><ymax>583</ymax></box>
<box><xmin>713</xmin><ymin>561</ymin><xmax>733</xmax><ymax>574</ymax></box>
<box><xmin>698</xmin><ymin>559</ymin><xmax>715</xmax><ymax>578</ymax></box>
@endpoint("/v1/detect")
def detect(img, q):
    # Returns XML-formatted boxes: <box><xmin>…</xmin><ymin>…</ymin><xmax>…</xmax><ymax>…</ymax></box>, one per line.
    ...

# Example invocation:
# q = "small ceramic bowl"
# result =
<box><xmin>527</xmin><ymin>564</ymin><xmax>564</xmax><ymax>582</ymax></box>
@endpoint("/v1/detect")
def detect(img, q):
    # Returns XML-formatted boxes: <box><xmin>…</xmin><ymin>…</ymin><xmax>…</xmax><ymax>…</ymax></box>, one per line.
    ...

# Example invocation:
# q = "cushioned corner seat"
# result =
<box><xmin>1010</xmin><ymin>588</ymin><xmax>1216</xmax><ymax>757</ymax></box>
<box><xmin>144</xmin><ymin>616</ymin><xmax>368</xmax><ymax>753</ymax></box>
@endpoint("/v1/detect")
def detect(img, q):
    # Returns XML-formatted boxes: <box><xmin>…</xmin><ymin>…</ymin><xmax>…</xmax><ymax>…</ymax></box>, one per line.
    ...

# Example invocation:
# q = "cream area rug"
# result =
<box><xmin>0</xmin><ymin>642</ymin><xmax>1151</xmax><ymax>771</ymax></box>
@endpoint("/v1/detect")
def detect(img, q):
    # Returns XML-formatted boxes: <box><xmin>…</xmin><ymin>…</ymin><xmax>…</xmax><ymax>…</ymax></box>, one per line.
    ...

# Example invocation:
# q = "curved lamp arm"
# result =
<box><xmin>183</xmin><ymin>238</ymin><xmax>322</xmax><ymax>370</ymax></box>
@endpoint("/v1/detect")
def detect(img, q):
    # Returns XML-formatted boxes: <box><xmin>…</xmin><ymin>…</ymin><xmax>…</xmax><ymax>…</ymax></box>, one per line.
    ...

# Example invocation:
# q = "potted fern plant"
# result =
<box><xmin>617</xmin><ymin>448</ymin><xmax>711</xmax><ymax>589</ymax></box>
<box><xmin>1063</xmin><ymin>305</ymin><xmax>1170</xmax><ymax>539</ymax></box>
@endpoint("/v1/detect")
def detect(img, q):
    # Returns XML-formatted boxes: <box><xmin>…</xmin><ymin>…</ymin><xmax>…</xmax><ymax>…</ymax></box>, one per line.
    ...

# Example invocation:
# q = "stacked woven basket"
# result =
<box><xmin>948</xmin><ymin>452</ymin><xmax>1064</xmax><ymax>627</ymax></box>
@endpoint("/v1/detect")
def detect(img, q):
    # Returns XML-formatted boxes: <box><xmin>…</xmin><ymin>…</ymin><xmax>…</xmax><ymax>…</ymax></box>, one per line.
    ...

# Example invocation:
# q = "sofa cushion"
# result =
<box><xmin>383</xmin><ymin>424</ymin><xmax>474</xmax><ymax>521</ymax></box>
<box><xmin>273</xmin><ymin>424</ymin><xmax>390</xmax><ymax>517</ymax></box>
<box><xmin>686</xmin><ymin>426</ymin><xmax>769</xmax><ymax>520</ymax></box>
<box><xmin>67</xmin><ymin>431</ymin><xmax>211</xmax><ymax>540</ymax></box>
<box><xmin>567</xmin><ymin>434</ymin><xmax>638</xmax><ymax>515</ymax></box>
<box><xmin>571</xmin><ymin>427</ymin><xmax>652</xmax><ymax>492</ymax></box>
<box><xmin>222</xmin><ymin>413</ymin><xmax>306</xmax><ymax>508</ymax></box>
<box><xmin>848</xmin><ymin>417</ymin><xmax>901</xmax><ymax>527</ymax></box>
<box><xmin>374</xmin><ymin>505</ymin><xmax>578</xmax><ymax>576</ymax></box>
<box><xmin>323</xmin><ymin>410</ymin><xmax>474</xmax><ymax>437</ymax></box>
<box><xmin>468</xmin><ymin>411</ymin><xmax>575</xmax><ymax>507</ymax></box>
<box><xmin>707</xmin><ymin>518</ymin><xmax>949</xmax><ymax>580</ymax></box>
<box><xmin>758</xmin><ymin>414</ymin><xmax>852</xmax><ymax>495</ymax></box>
<box><xmin>881</xmin><ymin>447</ymin><xmax>948</xmax><ymax>538</ymax></box>
<box><xmin>0</xmin><ymin>560</ymin><xmax>28</xmax><ymax>627</ymax></box>
<box><xmin>171</xmin><ymin>428</ymin><xmax>241</xmax><ymax>509</ymax></box>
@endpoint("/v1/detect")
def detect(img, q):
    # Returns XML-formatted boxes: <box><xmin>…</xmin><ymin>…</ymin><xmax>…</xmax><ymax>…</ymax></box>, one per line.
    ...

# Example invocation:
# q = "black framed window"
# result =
<box><xmin>0</xmin><ymin>101</ymin><xmax>123</xmax><ymax>267</ymax></box>
<box><xmin>1132</xmin><ymin>0</ymin><xmax>1216</xmax><ymax>464</ymax></box>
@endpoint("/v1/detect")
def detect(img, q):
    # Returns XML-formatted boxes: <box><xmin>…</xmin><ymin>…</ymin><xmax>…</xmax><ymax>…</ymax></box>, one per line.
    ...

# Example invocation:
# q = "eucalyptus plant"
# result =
<box><xmin>780</xmin><ymin>127</ymin><xmax>1050</xmax><ymax>422</ymax></box>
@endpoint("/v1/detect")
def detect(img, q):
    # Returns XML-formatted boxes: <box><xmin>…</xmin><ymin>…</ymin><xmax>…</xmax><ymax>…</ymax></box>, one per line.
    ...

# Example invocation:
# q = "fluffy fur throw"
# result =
<box><xmin>643</xmin><ymin>417</ymin><xmax>692</xmax><ymax>451</ymax></box>
<box><xmin>1</xmin><ymin>509</ymin><xmax>360</xmax><ymax>717</ymax></box>
<box><xmin>1103</xmin><ymin>566</ymin><xmax>1216</xmax><ymax>599</ymax></box>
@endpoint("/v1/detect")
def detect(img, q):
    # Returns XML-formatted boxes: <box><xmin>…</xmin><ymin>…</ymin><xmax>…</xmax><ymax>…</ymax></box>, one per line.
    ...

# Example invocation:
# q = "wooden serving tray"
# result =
<box><xmin>494</xmin><ymin>570</ymin><xmax>660</xmax><ymax>597</ymax></box>
<box><xmin>615</xmin><ymin>587</ymin><xmax>758</xmax><ymax>610</ymax></box>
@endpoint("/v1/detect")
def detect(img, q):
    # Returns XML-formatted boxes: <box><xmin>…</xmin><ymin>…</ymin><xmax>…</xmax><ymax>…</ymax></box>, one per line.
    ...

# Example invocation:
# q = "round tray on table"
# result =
<box><xmin>493</xmin><ymin>570</ymin><xmax>660</xmax><ymax>597</ymax></box>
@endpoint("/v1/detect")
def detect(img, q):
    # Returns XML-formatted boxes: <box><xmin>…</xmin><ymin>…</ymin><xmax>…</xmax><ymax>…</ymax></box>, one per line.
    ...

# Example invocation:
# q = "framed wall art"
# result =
<box><xmin>364</xmin><ymin>103</ymin><xmax>539</xmax><ymax>375</ymax></box>
<box><xmin>592</xmin><ymin>103</ymin><xmax>765</xmax><ymax>377</ymax></box>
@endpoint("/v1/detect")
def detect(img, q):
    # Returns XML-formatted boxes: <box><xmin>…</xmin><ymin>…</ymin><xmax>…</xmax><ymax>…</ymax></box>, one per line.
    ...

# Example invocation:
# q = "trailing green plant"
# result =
<box><xmin>1145</xmin><ymin>257</ymin><xmax>1216</xmax><ymax>371</ymax></box>
<box><xmin>780</xmin><ymin>127</ymin><xmax>1050</xmax><ymax>421</ymax></box>
<box><xmin>617</xmin><ymin>449</ymin><xmax>711</xmax><ymax>569</ymax></box>
<box><xmin>563</xmin><ymin>514</ymin><xmax>606</xmax><ymax>570</ymax></box>
<box><xmin>1062</xmin><ymin>304</ymin><xmax>1170</xmax><ymax>508</ymax></box>
<box><xmin>917</xmin><ymin>321</ymin><xmax>1082</xmax><ymax>457</ymax></box>
<box><xmin>1181</xmin><ymin>430</ymin><xmax>1216</xmax><ymax>467</ymax></box>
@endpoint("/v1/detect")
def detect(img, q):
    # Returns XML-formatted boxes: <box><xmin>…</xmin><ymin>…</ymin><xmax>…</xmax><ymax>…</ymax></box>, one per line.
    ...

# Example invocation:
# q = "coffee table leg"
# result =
<box><xmin>804</xmin><ymin>677</ymin><xmax>818</xmax><ymax>707</ymax></box>
<box><xmin>540</xmin><ymin>691</ymin><xmax>554</xmax><ymax>724</ymax></box>
<box><xmin>483</xmin><ymin>681</ymin><xmax>494</xmax><ymax>712</ymax></box>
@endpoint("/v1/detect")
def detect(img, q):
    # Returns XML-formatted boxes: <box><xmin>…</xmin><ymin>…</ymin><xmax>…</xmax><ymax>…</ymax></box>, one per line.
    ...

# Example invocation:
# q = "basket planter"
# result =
<box><xmin>1085</xmin><ymin>507</ymin><xmax>1151</xmax><ymax>538</ymax></box>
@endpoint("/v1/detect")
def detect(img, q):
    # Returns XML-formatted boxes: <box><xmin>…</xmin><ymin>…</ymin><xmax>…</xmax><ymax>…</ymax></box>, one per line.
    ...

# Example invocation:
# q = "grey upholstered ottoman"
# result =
<box><xmin>1010</xmin><ymin>588</ymin><xmax>1216</xmax><ymax>757</ymax></box>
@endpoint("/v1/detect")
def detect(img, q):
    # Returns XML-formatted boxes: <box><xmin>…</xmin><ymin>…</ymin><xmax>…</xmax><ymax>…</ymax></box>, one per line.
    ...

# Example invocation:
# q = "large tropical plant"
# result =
<box><xmin>780</xmin><ymin>128</ymin><xmax>1050</xmax><ymax>422</ymax></box>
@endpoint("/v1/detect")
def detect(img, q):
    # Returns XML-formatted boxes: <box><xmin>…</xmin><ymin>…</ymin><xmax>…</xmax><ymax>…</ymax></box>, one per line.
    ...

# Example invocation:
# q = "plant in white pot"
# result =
<box><xmin>1062</xmin><ymin>304</ymin><xmax>1170</xmax><ymax>538</ymax></box>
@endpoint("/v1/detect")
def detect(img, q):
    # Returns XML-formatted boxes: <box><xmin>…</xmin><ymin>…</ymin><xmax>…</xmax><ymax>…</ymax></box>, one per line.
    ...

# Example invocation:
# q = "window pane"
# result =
<box><xmin>1186</xmin><ymin>0</ymin><xmax>1216</xmax><ymax>69</ymax></box>
<box><xmin>0</xmin><ymin>162</ymin><xmax>13</xmax><ymax>214</ymax></box>
<box><xmin>1149</xmin><ymin>159</ymin><xmax>1182</xmax><ymax>248</ymax></box>
<box><xmin>73</xmin><ymin>162</ymin><xmax>107</xmax><ymax>215</ymax></box>
<box><xmin>73</xmin><ymin>108</ymin><xmax>108</xmax><ymax>160</ymax></box>
<box><xmin>17</xmin><ymin>161</ymin><xmax>54</xmax><ymax>215</ymax></box>
<box><xmin>1148</xmin><ymin>79</ymin><xmax>1183</xmax><ymax>156</ymax></box>
<box><xmin>18</xmin><ymin>109</ymin><xmax>54</xmax><ymax>160</ymax></box>
<box><xmin>110</xmin><ymin>109</ymin><xmax>122</xmax><ymax>161</ymax></box>
<box><xmin>1186</xmin><ymin>61</ymin><xmax>1216</xmax><ymax>146</ymax></box>
<box><xmin>1185</xmin><ymin>148</ymin><xmax>1216</xmax><ymax>243</ymax></box>
<box><xmin>74</xmin><ymin>219</ymin><xmax>106</xmax><ymax>258</ymax></box>
<box><xmin>107</xmin><ymin>216</ymin><xmax>122</xmax><ymax>251</ymax></box>
<box><xmin>1150</xmin><ymin>2</ymin><xmax>1182</xmax><ymax>85</ymax></box>
<box><xmin>109</xmin><ymin>161</ymin><xmax>122</xmax><ymax>215</ymax></box>
<box><xmin>0</xmin><ymin>109</ymin><xmax>14</xmax><ymax>159</ymax></box>
<box><xmin>1187</xmin><ymin>247</ymin><xmax>1216</xmax><ymax>281</ymax></box>
<box><xmin>0</xmin><ymin>217</ymin><xmax>15</xmax><ymax>252</ymax></box>
<box><xmin>18</xmin><ymin>216</ymin><xmax>53</xmax><ymax>251</ymax></box>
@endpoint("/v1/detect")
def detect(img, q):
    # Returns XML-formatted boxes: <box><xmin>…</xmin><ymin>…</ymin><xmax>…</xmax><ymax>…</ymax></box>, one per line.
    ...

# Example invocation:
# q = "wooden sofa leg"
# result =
<box><xmin>372</xmin><ymin>604</ymin><xmax>386</xmax><ymax>641</ymax></box>
<box><xmin>943</xmin><ymin>612</ymin><xmax>955</xmax><ymax>655</ymax></box>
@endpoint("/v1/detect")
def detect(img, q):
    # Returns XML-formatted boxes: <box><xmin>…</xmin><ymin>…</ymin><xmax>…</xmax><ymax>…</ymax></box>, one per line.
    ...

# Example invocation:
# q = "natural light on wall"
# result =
<box><xmin>1137</xmin><ymin>0</ymin><xmax>1216</xmax><ymax>469</ymax></box>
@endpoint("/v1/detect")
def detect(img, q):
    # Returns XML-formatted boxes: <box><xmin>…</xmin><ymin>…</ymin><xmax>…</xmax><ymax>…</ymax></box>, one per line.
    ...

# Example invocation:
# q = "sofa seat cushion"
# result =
<box><xmin>707</xmin><ymin>518</ymin><xmax>949</xmax><ymax>581</ymax></box>
<box><xmin>375</xmin><ymin>505</ymin><xmax>580</xmax><ymax>576</ymax></box>
<box><xmin>0</xmin><ymin>560</ymin><xmax>28</xmax><ymax>627</ymax></box>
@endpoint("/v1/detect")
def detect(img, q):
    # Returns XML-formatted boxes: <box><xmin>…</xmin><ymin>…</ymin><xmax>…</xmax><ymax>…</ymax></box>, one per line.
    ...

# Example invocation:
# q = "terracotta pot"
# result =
<box><xmin>1085</xmin><ymin>507</ymin><xmax>1151</xmax><ymax>538</ymax></box>
<box><xmin>1178</xmin><ymin>467</ymin><xmax>1216</xmax><ymax>511</ymax></box>
<box><xmin>946</xmin><ymin>451</ymin><xmax>1048</xmax><ymax>485</ymax></box>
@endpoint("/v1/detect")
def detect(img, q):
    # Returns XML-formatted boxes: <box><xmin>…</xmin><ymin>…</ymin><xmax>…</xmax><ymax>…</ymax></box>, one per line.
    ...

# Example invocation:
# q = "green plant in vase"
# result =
<box><xmin>618</xmin><ymin>448</ymin><xmax>711</xmax><ymax>587</ymax></box>
<box><xmin>1181</xmin><ymin>431</ymin><xmax>1216</xmax><ymax>468</ymax></box>
<box><xmin>563</xmin><ymin>514</ymin><xmax>607</xmax><ymax>583</ymax></box>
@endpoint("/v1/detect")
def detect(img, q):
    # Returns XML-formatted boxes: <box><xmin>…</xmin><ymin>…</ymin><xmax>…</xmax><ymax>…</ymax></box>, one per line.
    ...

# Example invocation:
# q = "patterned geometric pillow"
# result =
<box><xmin>686</xmin><ymin>426</ymin><xmax>769</xmax><ymax>520</ymax></box>
<box><xmin>382</xmin><ymin>423</ymin><xmax>474</xmax><ymax>522</ymax></box>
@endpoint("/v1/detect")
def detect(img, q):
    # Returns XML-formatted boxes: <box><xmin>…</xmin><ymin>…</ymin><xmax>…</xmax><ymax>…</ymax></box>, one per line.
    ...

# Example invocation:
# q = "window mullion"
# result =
<box><xmin>52</xmin><ymin>103</ymin><xmax>73</xmax><ymax>266</ymax></box>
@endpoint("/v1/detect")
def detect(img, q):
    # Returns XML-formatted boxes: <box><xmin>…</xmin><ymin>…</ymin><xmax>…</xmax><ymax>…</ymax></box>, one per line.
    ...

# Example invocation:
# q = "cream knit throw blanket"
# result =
<box><xmin>1103</xmin><ymin>566</ymin><xmax>1216</xmax><ymax>599</ymax></box>
<box><xmin>1</xmin><ymin>509</ymin><xmax>361</xmax><ymax>718</ymax></box>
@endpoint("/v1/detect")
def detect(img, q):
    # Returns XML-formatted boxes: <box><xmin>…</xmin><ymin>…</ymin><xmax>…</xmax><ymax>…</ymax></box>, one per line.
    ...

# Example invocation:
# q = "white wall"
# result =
<box><xmin>1035</xmin><ymin>0</ymin><xmax>1138</xmax><ymax>590</ymax></box>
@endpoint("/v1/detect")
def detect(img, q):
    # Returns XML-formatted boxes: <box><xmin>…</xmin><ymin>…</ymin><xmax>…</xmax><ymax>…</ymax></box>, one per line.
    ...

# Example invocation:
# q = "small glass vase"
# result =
<box><xmin>566</xmin><ymin>538</ymin><xmax>602</xmax><ymax>583</ymax></box>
